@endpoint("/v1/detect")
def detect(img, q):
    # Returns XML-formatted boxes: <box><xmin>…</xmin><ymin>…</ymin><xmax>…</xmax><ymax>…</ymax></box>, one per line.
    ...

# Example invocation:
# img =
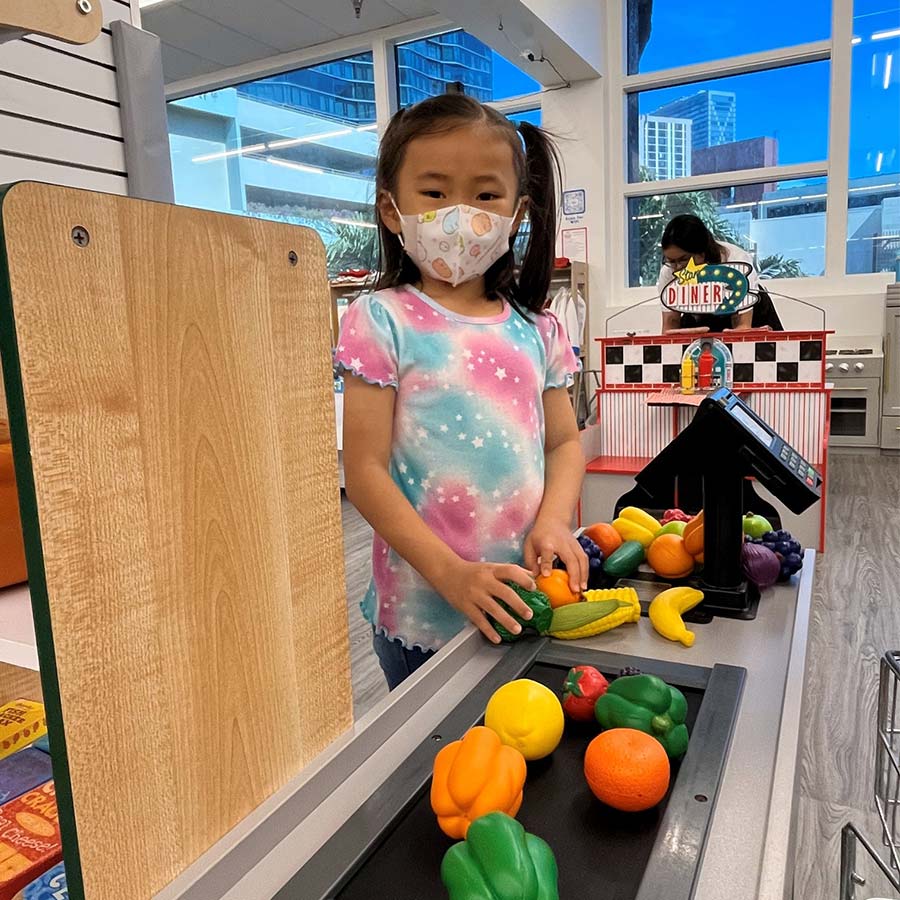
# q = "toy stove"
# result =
<box><xmin>825</xmin><ymin>336</ymin><xmax>883</xmax><ymax>447</ymax></box>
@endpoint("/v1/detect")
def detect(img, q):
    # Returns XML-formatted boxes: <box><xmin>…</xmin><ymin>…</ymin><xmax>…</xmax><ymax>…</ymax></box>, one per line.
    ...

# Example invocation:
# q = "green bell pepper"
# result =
<box><xmin>593</xmin><ymin>673</ymin><xmax>689</xmax><ymax>758</ymax></box>
<box><xmin>494</xmin><ymin>584</ymin><xmax>553</xmax><ymax>642</ymax></box>
<box><xmin>441</xmin><ymin>812</ymin><xmax>559</xmax><ymax>900</ymax></box>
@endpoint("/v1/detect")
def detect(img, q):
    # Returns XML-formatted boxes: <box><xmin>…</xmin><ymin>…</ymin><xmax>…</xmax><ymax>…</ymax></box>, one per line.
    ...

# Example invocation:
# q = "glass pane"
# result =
<box><xmin>846</xmin><ymin>0</ymin><xmax>900</xmax><ymax>274</ymax></box>
<box><xmin>627</xmin><ymin>0</ymin><xmax>832</xmax><ymax>74</ymax></box>
<box><xmin>167</xmin><ymin>53</ymin><xmax>379</xmax><ymax>277</ymax></box>
<box><xmin>626</xmin><ymin>178</ymin><xmax>827</xmax><ymax>286</ymax></box>
<box><xmin>507</xmin><ymin>108</ymin><xmax>542</xmax><ymax>127</ymax></box>
<box><xmin>395</xmin><ymin>30</ymin><xmax>540</xmax><ymax>105</ymax></box>
<box><xmin>627</xmin><ymin>63</ymin><xmax>830</xmax><ymax>182</ymax></box>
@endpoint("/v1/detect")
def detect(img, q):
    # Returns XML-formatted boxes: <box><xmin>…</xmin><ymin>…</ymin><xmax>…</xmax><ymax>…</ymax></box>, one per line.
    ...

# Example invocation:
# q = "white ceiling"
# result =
<box><xmin>142</xmin><ymin>0</ymin><xmax>437</xmax><ymax>84</ymax></box>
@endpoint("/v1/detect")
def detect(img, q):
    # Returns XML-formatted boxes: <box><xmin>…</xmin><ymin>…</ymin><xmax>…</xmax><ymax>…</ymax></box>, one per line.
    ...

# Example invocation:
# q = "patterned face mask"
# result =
<box><xmin>391</xmin><ymin>199</ymin><xmax>520</xmax><ymax>287</ymax></box>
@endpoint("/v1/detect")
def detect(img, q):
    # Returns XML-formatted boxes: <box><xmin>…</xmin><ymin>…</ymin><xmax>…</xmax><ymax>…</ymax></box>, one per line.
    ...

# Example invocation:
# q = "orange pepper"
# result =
<box><xmin>430</xmin><ymin>726</ymin><xmax>526</xmax><ymax>839</ymax></box>
<box><xmin>536</xmin><ymin>570</ymin><xmax>581</xmax><ymax>609</ymax></box>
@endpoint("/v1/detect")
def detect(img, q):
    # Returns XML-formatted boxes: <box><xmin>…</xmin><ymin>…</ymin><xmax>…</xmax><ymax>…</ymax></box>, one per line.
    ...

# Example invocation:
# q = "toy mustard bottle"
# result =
<box><xmin>680</xmin><ymin>357</ymin><xmax>695</xmax><ymax>394</ymax></box>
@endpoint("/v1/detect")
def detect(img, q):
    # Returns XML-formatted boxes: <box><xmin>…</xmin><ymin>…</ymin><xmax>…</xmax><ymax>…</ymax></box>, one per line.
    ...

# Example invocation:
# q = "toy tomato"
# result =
<box><xmin>562</xmin><ymin>665</ymin><xmax>609</xmax><ymax>722</ymax></box>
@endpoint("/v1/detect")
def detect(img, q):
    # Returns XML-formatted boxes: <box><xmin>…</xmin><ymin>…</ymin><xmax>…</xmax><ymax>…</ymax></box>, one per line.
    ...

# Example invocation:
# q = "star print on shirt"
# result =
<box><xmin>456</xmin><ymin>414</ymin><xmax>463</xmax><ymax>421</ymax></box>
<box><xmin>350</xmin><ymin>357</ymin><xmax>363</xmax><ymax>370</ymax></box>
<box><xmin>440</xmin><ymin>424</ymin><xmax>449</xmax><ymax>432</ymax></box>
<box><xmin>398</xmin><ymin>462</ymin><xmax>408</xmax><ymax>473</ymax></box>
<box><xmin>495</xmin><ymin>368</ymin><xmax>507</xmax><ymax>380</ymax></box>
<box><xmin>472</xmin><ymin>436</ymin><xmax>484</xmax><ymax>448</ymax></box>
<box><xmin>458</xmin><ymin>433</ymin><xmax>467</xmax><ymax>440</ymax></box>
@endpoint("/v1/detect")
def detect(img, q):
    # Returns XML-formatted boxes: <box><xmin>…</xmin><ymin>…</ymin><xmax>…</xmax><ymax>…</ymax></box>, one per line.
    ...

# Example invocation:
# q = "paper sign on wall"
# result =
<box><xmin>561</xmin><ymin>227</ymin><xmax>588</xmax><ymax>263</ymax></box>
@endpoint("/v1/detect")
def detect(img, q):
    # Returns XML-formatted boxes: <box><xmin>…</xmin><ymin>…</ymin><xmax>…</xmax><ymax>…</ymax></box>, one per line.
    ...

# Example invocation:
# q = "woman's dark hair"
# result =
<box><xmin>373</xmin><ymin>94</ymin><xmax>561</xmax><ymax>317</ymax></box>
<box><xmin>660</xmin><ymin>214</ymin><xmax>723</xmax><ymax>264</ymax></box>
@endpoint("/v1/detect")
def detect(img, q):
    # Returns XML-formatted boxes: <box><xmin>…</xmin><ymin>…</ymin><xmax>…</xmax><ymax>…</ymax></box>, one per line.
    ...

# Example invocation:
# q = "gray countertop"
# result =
<box><xmin>158</xmin><ymin>554</ymin><xmax>814</xmax><ymax>900</ymax></box>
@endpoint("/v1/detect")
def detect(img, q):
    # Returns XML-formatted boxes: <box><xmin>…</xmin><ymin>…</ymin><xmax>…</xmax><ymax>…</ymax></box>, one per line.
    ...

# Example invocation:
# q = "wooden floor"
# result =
<box><xmin>343</xmin><ymin>452</ymin><xmax>900</xmax><ymax>895</ymax></box>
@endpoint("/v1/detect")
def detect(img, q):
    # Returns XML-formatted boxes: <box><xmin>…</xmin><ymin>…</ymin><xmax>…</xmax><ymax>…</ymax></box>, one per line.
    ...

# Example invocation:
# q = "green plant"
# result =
<box><xmin>757</xmin><ymin>253</ymin><xmax>806</xmax><ymax>279</ymax></box>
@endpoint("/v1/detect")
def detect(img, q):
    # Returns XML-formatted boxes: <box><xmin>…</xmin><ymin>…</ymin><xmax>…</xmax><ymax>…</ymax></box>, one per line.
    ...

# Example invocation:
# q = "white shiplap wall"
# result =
<box><xmin>0</xmin><ymin>0</ymin><xmax>133</xmax><ymax>195</ymax></box>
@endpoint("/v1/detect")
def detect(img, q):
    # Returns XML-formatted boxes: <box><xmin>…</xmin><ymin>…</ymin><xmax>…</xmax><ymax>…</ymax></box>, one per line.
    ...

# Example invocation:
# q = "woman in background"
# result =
<box><xmin>656</xmin><ymin>214</ymin><xmax>781</xmax><ymax>334</ymax></box>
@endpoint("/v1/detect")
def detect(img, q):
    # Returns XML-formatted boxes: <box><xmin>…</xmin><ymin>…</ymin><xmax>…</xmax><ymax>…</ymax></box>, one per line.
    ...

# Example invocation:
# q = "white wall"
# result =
<box><xmin>542</xmin><ymin>77</ymin><xmax>607</xmax><ymax>370</ymax></box>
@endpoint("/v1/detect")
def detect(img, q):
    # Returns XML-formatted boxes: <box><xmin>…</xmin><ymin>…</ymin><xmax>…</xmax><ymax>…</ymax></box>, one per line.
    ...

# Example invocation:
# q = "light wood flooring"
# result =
<box><xmin>344</xmin><ymin>452</ymin><xmax>900</xmax><ymax>896</ymax></box>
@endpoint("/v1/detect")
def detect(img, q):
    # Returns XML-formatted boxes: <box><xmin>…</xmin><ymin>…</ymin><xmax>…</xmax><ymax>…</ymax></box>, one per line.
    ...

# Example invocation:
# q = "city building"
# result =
<box><xmin>693</xmin><ymin>137</ymin><xmax>779</xmax><ymax>203</ymax></box>
<box><xmin>638</xmin><ymin>115</ymin><xmax>692</xmax><ymax>180</ymax></box>
<box><xmin>653</xmin><ymin>90</ymin><xmax>737</xmax><ymax>149</ymax></box>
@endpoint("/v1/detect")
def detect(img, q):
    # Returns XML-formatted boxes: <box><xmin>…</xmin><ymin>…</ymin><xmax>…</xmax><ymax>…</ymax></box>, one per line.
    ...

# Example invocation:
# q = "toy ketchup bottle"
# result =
<box><xmin>697</xmin><ymin>345</ymin><xmax>715</xmax><ymax>390</ymax></box>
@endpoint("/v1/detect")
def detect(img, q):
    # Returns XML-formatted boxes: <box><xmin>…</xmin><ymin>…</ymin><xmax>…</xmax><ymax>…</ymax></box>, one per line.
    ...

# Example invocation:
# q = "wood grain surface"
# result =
<box><xmin>0</xmin><ymin>661</ymin><xmax>42</xmax><ymax>706</ymax></box>
<box><xmin>0</xmin><ymin>182</ymin><xmax>350</xmax><ymax>899</ymax></box>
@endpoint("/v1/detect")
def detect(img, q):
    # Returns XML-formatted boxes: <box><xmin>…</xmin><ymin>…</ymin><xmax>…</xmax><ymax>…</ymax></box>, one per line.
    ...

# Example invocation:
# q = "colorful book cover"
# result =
<box><xmin>27</xmin><ymin>740</ymin><xmax>48</xmax><ymax>759</ymax></box>
<box><xmin>0</xmin><ymin>781</ymin><xmax>61</xmax><ymax>900</ymax></box>
<box><xmin>0</xmin><ymin>704</ymin><xmax>46</xmax><ymax>763</ymax></box>
<box><xmin>0</xmin><ymin>751</ymin><xmax>52</xmax><ymax>805</ymax></box>
<box><xmin>12</xmin><ymin>862</ymin><xmax>66</xmax><ymax>900</ymax></box>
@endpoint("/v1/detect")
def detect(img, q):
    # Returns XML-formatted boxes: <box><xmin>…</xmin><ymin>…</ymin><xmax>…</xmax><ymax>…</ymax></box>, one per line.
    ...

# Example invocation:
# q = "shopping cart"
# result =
<box><xmin>841</xmin><ymin>651</ymin><xmax>900</xmax><ymax>899</ymax></box>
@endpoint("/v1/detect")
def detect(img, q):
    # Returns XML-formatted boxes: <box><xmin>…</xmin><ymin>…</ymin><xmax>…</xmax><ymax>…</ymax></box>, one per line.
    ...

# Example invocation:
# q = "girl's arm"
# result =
<box><xmin>342</xmin><ymin>375</ymin><xmax>536</xmax><ymax>644</ymax></box>
<box><xmin>523</xmin><ymin>387</ymin><xmax>589</xmax><ymax>592</ymax></box>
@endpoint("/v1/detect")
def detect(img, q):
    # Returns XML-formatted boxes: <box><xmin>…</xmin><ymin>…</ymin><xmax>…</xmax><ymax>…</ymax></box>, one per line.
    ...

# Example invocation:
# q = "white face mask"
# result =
<box><xmin>391</xmin><ymin>199</ymin><xmax>520</xmax><ymax>287</ymax></box>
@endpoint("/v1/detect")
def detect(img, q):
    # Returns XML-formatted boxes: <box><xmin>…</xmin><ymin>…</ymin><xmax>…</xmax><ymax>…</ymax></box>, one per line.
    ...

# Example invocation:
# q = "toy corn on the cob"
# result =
<box><xmin>548</xmin><ymin>588</ymin><xmax>641</xmax><ymax>640</ymax></box>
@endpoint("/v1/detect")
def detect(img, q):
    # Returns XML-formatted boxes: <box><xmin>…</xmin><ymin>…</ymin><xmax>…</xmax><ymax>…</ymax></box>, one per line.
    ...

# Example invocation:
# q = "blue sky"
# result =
<box><xmin>490</xmin><ymin>0</ymin><xmax>899</xmax><ymax>180</ymax></box>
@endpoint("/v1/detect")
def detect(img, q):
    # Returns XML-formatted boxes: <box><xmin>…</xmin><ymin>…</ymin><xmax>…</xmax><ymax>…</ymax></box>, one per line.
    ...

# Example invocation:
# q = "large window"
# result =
<box><xmin>168</xmin><ymin>53</ymin><xmax>380</xmax><ymax>276</ymax></box>
<box><xmin>628</xmin><ymin>178</ymin><xmax>828</xmax><ymax>287</ymax></box>
<box><xmin>623</xmin><ymin>0</ymin><xmax>841</xmax><ymax>286</ymax></box>
<box><xmin>847</xmin><ymin>0</ymin><xmax>900</xmax><ymax>273</ymax></box>
<box><xmin>395</xmin><ymin>30</ymin><xmax>540</xmax><ymax>105</ymax></box>
<box><xmin>628</xmin><ymin>64</ymin><xmax>831</xmax><ymax>183</ymax></box>
<box><xmin>627</xmin><ymin>0</ymin><xmax>832</xmax><ymax>74</ymax></box>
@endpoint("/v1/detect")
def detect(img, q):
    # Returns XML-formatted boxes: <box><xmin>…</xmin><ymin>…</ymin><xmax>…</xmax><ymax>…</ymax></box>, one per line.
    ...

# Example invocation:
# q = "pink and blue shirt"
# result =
<box><xmin>335</xmin><ymin>286</ymin><xmax>578</xmax><ymax>651</ymax></box>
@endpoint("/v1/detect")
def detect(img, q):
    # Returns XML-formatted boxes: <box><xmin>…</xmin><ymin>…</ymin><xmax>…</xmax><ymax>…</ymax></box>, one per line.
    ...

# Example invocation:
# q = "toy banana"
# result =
<box><xmin>611</xmin><ymin>517</ymin><xmax>655</xmax><ymax>548</ymax></box>
<box><xmin>549</xmin><ymin>589</ymin><xmax>641</xmax><ymax>640</ymax></box>
<box><xmin>619</xmin><ymin>506</ymin><xmax>662</xmax><ymax>534</ymax></box>
<box><xmin>648</xmin><ymin>586</ymin><xmax>704</xmax><ymax>647</ymax></box>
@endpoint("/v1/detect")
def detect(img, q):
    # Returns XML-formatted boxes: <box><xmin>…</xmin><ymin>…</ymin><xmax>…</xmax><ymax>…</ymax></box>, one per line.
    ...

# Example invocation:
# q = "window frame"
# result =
<box><xmin>608</xmin><ymin>0</ymin><xmax>856</xmax><ymax>291</ymax></box>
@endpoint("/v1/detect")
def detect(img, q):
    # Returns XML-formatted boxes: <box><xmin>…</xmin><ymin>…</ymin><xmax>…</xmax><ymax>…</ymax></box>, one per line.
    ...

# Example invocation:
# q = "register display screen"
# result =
<box><xmin>730</xmin><ymin>405</ymin><xmax>774</xmax><ymax>448</ymax></box>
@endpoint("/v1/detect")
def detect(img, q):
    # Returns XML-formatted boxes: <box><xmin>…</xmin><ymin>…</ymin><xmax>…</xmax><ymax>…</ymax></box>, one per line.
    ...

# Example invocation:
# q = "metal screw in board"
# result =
<box><xmin>76</xmin><ymin>0</ymin><xmax>93</xmax><ymax>14</ymax></box>
<box><xmin>71</xmin><ymin>226</ymin><xmax>90</xmax><ymax>248</ymax></box>
<box><xmin>851</xmin><ymin>873</ymin><xmax>866</xmax><ymax>886</ymax></box>
<box><xmin>288</xmin><ymin>250</ymin><xmax>298</xmax><ymax>266</ymax></box>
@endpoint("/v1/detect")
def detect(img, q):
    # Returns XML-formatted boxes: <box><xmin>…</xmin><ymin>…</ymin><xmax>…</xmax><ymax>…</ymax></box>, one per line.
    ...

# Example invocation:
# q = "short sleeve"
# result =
<box><xmin>539</xmin><ymin>311</ymin><xmax>579</xmax><ymax>390</ymax></box>
<box><xmin>334</xmin><ymin>294</ymin><xmax>400</xmax><ymax>388</ymax></box>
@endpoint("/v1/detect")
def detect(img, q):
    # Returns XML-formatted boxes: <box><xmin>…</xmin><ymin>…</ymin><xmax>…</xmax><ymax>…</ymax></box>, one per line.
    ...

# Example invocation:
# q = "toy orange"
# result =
<box><xmin>535</xmin><ymin>570</ymin><xmax>580</xmax><ymax>608</ymax></box>
<box><xmin>583</xmin><ymin>728</ymin><xmax>670</xmax><ymax>812</ymax></box>
<box><xmin>582</xmin><ymin>522</ymin><xmax>622</xmax><ymax>558</ymax></box>
<box><xmin>646</xmin><ymin>533</ymin><xmax>695</xmax><ymax>579</ymax></box>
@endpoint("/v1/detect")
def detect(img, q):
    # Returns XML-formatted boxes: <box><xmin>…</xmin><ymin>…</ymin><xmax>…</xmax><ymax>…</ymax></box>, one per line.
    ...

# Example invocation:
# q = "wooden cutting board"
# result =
<box><xmin>0</xmin><ymin>182</ymin><xmax>351</xmax><ymax>899</ymax></box>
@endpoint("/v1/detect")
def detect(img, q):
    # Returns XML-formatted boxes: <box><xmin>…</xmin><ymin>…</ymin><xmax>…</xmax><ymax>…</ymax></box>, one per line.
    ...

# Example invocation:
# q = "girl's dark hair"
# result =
<box><xmin>660</xmin><ymin>214</ymin><xmax>723</xmax><ymax>265</ymax></box>
<box><xmin>373</xmin><ymin>94</ymin><xmax>561</xmax><ymax>317</ymax></box>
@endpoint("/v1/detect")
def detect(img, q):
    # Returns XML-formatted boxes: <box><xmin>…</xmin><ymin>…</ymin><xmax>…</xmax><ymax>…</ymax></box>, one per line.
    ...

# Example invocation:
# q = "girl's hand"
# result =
<box><xmin>435</xmin><ymin>561</ymin><xmax>538</xmax><ymax>645</ymax></box>
<box><xmin>524</xmin><ymin>518</ymin><xmax>588</xmax><ymax>594</ymax></box>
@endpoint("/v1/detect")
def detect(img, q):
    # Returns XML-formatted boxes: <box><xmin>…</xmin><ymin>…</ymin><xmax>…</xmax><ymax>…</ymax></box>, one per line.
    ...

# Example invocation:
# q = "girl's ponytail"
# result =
<box><xmin>513</xmin><ymin>121</ymin><xmax>563</xmax><ymax>315</ymax></box>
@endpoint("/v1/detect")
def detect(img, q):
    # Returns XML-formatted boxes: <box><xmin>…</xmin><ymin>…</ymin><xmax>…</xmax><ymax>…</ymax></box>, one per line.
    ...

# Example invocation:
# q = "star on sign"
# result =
<box><xmin>673</xmin><ymin>256</ymin><xmax>705</xmax><ymax>286</ymax></box>
<box><xmin>495</xmin><ymin>367</ymin><xmax>507</xmax><ymax>380</ymax></box>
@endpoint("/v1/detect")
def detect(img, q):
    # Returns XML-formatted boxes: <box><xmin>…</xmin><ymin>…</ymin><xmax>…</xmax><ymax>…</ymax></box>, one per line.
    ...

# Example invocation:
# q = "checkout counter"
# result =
<box><xmin>584</xmin><ymin>329</ymin><xmax>832</xmax><ymax>551</ymax></box>
<box><xmin>0</xmin><ymin>185</ymin><xmax>821</xmax><ymax>900</ymax></box>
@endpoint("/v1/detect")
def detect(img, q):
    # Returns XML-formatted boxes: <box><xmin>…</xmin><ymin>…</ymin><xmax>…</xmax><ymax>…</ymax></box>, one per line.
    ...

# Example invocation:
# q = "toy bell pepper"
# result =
<box><xmin>441</xmin><ymin>812</ymin><xmax>559</xmax><ymax>900</ymax></box>
<box><xmin>431</xmin><ymin>727</ymin><xmax>527</xmax><ymax>839</ymax></box>
<box><xmin>593</xmin><ymin>674</ymin><xmax>689</xmax><ymax>758</ymax></box>
<box><xmin>494</xmin><ymin>583</ymin><xmax>553</xmax><ymax>642</ymax></box>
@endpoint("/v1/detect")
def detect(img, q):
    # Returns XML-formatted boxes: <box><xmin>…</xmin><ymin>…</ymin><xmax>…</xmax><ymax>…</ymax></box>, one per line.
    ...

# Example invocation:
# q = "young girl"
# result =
<box><xmin>335</xmin><ymin>94</ymin><xmax>587</xmax><ymax>690</ymax></box>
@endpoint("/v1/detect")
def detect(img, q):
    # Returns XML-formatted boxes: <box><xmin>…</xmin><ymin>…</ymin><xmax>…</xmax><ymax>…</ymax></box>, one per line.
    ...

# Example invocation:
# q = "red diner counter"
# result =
<box><xmin>581</xmin><ymin>329</ymin><xmax>831</xmax><ymax>551</ymax></box>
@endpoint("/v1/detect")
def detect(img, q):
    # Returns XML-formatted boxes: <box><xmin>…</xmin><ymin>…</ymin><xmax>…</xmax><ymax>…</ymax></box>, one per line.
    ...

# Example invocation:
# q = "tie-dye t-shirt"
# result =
<box><xmin>335</xmin><ymin>285</ymin><xmax>578</xmax><ymax>652</ymax></box>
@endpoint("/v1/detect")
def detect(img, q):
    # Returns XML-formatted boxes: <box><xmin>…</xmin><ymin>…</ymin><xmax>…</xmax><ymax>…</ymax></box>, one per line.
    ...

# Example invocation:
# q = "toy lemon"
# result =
<box><xmin>484</xmin><ymin>679</ymin><xmax>564</xmax><ymax>761</ymax></box>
